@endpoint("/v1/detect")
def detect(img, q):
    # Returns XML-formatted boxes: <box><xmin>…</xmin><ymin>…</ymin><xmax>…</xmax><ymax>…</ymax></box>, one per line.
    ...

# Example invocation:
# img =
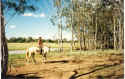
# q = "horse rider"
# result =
<box><xmin>38</xmin><ymin>37</ymin><xmax>43</xmax><ymax>54</ymax></box>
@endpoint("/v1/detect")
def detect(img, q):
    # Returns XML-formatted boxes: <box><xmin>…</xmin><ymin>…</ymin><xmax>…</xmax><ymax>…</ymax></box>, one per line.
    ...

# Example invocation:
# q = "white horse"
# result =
<box><xmin>26</xmin><ymin>46</ymin><xmax>49</xmax><ymax>63</ymax></box>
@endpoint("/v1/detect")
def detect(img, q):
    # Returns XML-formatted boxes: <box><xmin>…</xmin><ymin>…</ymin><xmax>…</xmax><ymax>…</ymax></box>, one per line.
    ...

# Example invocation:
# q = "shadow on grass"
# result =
<box><xmin>7</xmin><ymin>72</ymin><xmax>43</xmax><ymax>79</ymax></box>
<box><xmin>96</xmin><ymin>74</ymin><xmax>124</xmax><ymax>79</ymax></box>
<box><xmin>69</xmin><ymin>63</ymin><xmax>121</xmax><ymax>79</ymax></box>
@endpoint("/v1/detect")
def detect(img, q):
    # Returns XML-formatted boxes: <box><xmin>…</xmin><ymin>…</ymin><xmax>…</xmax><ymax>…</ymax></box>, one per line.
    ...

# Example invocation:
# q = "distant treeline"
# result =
<box><xmin>7</xmin><ymin>37</ymin><xmax>70</xmax><ymax>43</ymax></box>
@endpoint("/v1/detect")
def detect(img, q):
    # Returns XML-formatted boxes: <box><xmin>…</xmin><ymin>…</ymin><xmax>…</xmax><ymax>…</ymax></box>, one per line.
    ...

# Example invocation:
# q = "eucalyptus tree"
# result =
<box><xmin>97</xmin><ymin>0</ymin><xmax>123</xmax><ymax>50</ymax></box>
<box><xmin>94</xmin><ymin>0</ymin><xmax>113</xmax><ymax>49</ymax></box>
<box><xmin>61</xmin><ymin>0</ymin><xmax>78</xmax><ymax>51</ymax></box>
<box><xmin>52</xmin><ymin>0</ymin><xmax>73</xmax><ymax>52</ymax></box>
<box><xmin>52</xmin><ymin>0</ymin><xmax>124</xmax><ymax>51</ymax></box>
<box><xmin>1</xmin><ymin>0</ymin><xmax>38</xmax><ymax>78</ymax></box>
<box><xmin>101</xmin><ymin>0</ymin><xmax>124</xmax><ymax>50</ymax></box>
<box><xmin>115</xmin><ymin>0</ymin><xmax>124</xmax><ymax>50</ymax></box>
<box><xmin>60</xmin><ymin>0</ymin><xmax>96</xmax><ymax>50</ymax></box>
<box><xmin>52</xmin><ymin>0</ymin><xmax>65</xmax><ymax>52</ymax></box>
<box><xmin>68</xmin><ymin>0</ymin><xmax>75</xmax><ymax>51</ymax></box>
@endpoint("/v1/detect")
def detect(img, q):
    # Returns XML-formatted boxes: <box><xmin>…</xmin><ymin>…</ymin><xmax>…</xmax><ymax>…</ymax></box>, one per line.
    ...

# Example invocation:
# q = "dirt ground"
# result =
<box><xmin>7</xmin><ymin>53</ymin><xmax>124</xmax><ymax>79</ymax></box>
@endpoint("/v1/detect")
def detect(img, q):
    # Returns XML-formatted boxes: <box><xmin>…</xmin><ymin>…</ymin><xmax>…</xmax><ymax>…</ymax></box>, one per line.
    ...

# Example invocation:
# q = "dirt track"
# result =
<box><xmin>7</xmin><ymin>53</ymin><xmax>124</xmax><ymax>79</ymax></box>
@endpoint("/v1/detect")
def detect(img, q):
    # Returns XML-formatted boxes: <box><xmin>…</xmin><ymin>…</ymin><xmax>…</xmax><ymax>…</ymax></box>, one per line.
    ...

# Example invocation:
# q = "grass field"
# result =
<box><xmin>7</xmin><ymin>43</ymin><xmax>124</xmax><ymax>79</ymax></box>
<box><xmin>8</xmin><ymin>42</ymin><xmax>71</xmax><ymax>50</ymax></box>
<box><xmin>7</xmin><ymin>49</ymin><xmax>124</xmax><ymax>79</ymax></box>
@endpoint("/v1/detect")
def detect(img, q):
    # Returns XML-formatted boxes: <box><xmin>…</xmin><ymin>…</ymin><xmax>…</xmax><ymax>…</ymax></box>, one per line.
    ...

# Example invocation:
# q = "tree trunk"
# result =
<box><xmin>58</xmin><ymin>25</ymin><xmax>60</xmax><ymax>52</ymax></box>
<box><xmin>78</xmin><ymin>25</ymin><xmax>82</xmax><ymax>51</ymax></box>
<box><xmin>119</xmin><ymin>18</ymin><xmax>122</xmax><ymax>50</ymax></box>
<box><xmin>60</xmin><ymin>23</ymin><xmax>63</xmax><ymax>52</ymax></box>
<box><xmin>113</xmin><ymin>17</ymin><xmax>117</xmax><ymax>50</ymax></box>
<box><xmin>71</xmin><ymin>9</ymin><xmax>74</xmax><ymax>52</ymax></box>
<box><xmin>104</xmin><ymin>34</ymin><xmax>107</xmax><ymax>49</ymax></box>
<box><xmin>1</xmin><ymin>1</ymin><xmax>9</xmax><ymax>78</ymax></box>
<box><xmin>100</xmin><ymin>32</ymin><xmax>103</xmax><ymax>50</ymax></box>
<box><xmin>83</xmin><ymin>26</ymin><xmax>86</xmax><ymax>50</ymax></box>
<box><xmin>94</xmin><ymin>16</ymin><xmax>97</xmax><ymax>50</ymax></box>
<box><xmin>121</xmin><ymin>23</ymin><xmax>124</xmax><ymax>49</ymax></box>
<box><xmin>57</xmin><ymin>9</ymin><xmax>61</xmax><ymax>52</ymax></box>
<box><xmin>71</xmin><ymin>24</ymin><xmax>73</xmax><ymax>52</ymax></box>
<box><xmin>77</xmin><ymin>24</ymin><xmax>82</xmax><ymax>51</ymax></box>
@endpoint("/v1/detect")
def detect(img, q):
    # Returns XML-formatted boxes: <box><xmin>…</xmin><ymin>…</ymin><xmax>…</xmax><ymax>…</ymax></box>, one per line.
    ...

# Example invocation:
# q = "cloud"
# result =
<box><xmin>23</xmin><ymin>13</ymin><xmax>33</xmax><ymax>16</ymax></box>
<box><xmin>22</xmin><ymin>13</ymin><xmax>46</xmax><ymax>18</ymax></box>
<box><xmin>40</xmin><ymin>13</ymin><xmax>45</xmax><ymax>17</ymax></box>
<box><xmin>9</xmin><ymin>25</ymin><xmax>16</xmax><ymax>29</ymax></box>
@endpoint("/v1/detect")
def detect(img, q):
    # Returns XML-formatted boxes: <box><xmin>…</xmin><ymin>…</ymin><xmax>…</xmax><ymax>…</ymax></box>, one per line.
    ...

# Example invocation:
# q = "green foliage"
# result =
<box><xmin>8</xmin><ymin>37</ymin><xmax>33</xmax><ymax>43</ymax></box>
<box><xmin>52</xmin><ymin>0</ymin><xmax>123</xmax><ymax>50</ymax></box>
<box><xmin>25</xmin><ymin>37</ymin><xmax>35</xmax><ymax>43</ymax></box>
<box><xmin>3</xmin><ymin>0</ymin><xmax>37</xmax><ymax>14</ymax></box>
<box><xmin>7</xmin><ymin>37</ymin><xmax>65</xmax><ymax>43</ymax></box>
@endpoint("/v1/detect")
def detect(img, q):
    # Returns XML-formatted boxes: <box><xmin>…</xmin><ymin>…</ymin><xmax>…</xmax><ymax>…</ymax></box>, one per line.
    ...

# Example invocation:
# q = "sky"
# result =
<box><xmin>5</xmin><ymin>0</ymin><xmax>72</xmax><ymax>40</ymax></box>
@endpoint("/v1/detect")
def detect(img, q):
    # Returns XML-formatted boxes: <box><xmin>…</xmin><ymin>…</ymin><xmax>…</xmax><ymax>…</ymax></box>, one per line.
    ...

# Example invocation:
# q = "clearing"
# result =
<box><xmin>7</xmin><ymin>50</ymin><xmax>124</xmax><ymax>79</ymax></box>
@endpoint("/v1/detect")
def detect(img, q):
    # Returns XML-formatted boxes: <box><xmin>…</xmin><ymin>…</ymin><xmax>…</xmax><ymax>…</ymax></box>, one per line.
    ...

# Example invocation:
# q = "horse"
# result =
<box><xmin>25</xmin><ymin>46</ymin><xmax>49</xmax><ymax>64</ymax></box>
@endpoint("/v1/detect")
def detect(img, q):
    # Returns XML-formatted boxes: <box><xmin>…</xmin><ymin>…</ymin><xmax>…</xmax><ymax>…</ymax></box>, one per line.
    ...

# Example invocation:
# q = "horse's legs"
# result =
<box><xmin>28</xmin><ymin>52</ymin><xmax>32</xmax><ymax>63</ymax></box>
<box><xmin>42</xmin><ymin>53</ymin><xmax>47</xmax><ymax>63</ymax></box>
<box><xmin>26</xmin><ymin>50</ymin><xmax>30</xmax><ymax>63</ymax></box>
<box><xmin>44</xmin><ymin>53</ymin><xmax>47</xmax><ymax>61</ymax></box>
<box><xmin>31</xmin><ymin>53</ymin><xmax>36</xmax><ymax>64</ymax></box>
<box><xmin>41</xmin><ymin>54</ymin><xmax>44</xmax><ymax>63</ymax></box>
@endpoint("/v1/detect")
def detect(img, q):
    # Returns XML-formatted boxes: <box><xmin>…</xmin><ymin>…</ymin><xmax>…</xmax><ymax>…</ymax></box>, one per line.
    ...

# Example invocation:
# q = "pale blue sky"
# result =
<box><xmin>5</xmin><ymin>0</ymin><xmax>71</xmax><ymax>40</ymax></box>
